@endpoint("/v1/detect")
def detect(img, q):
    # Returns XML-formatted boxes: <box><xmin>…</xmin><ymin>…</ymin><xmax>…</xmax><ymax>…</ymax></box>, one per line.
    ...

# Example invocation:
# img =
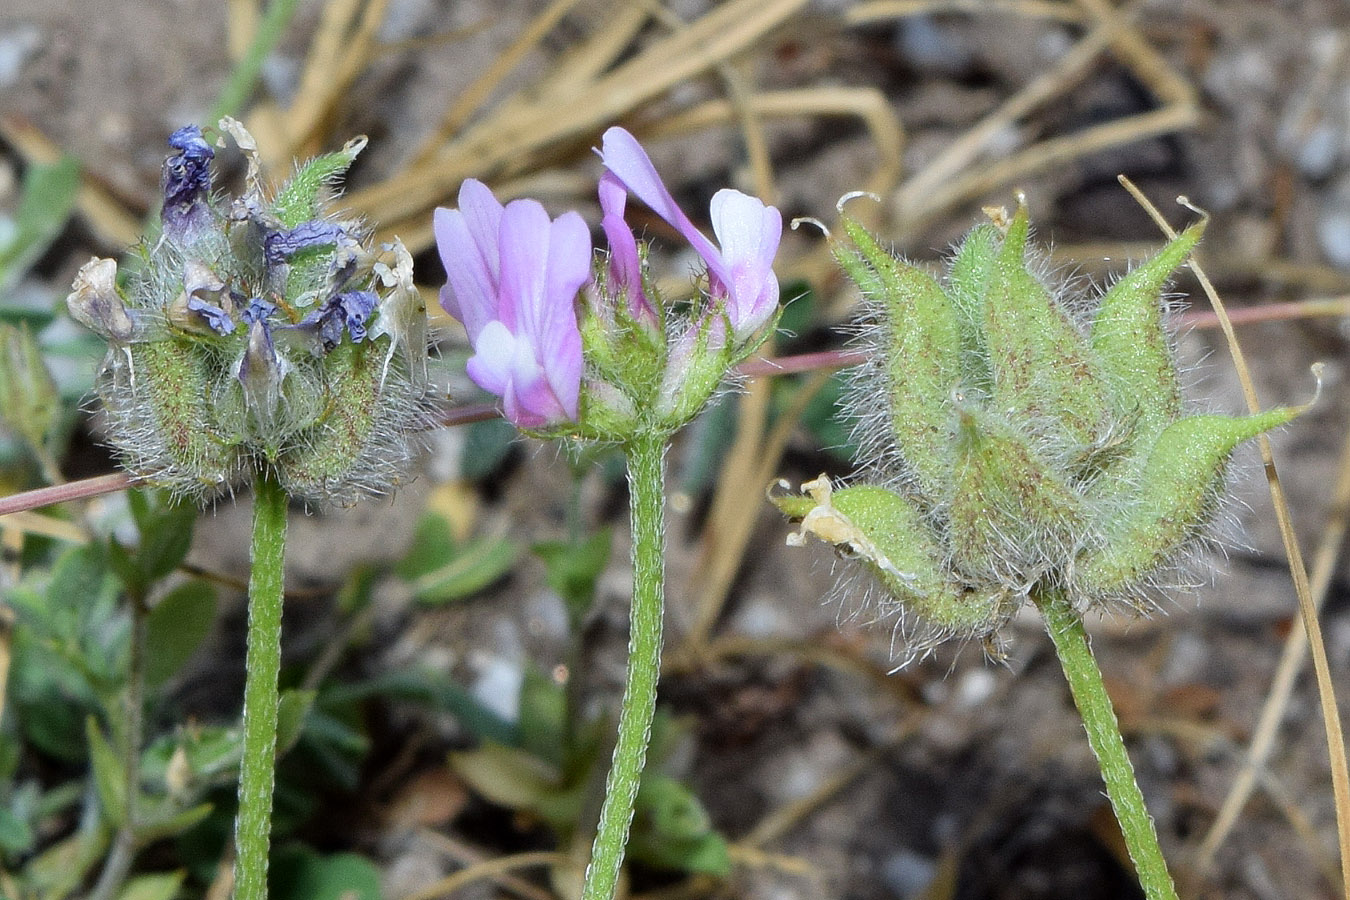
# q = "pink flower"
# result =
<box><xmin>434</xmin><ymin>180</ymin><xmax>590</xmax><ymax>429</ymax></box>
<box><xmin>597</xmin><ymin>127</ymin><xmax>782</xmax><ymax>339</ymax></box>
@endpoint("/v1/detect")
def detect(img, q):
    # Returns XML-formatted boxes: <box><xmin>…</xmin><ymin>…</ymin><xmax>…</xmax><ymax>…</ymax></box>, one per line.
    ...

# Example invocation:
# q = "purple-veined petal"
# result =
<box><xmin>497</xmin><ymin>200</ymin><xmax>553</xmax><ymax>336</ymax></box>
<box><xmin>539</xmin><ymin>211</ymin><xmax>588</xmax><ymax>418</ymax></box>
<box><xmin>441</xmin><ymin>180</ymin><xmax>585</xmax><ymax>429</ymax></box>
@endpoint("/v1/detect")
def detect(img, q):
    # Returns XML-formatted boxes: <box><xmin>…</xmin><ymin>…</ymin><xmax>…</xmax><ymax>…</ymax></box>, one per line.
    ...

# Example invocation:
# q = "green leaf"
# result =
<box><xmin>0</xmin><ymin>156</ymin><xmax>80</xmax><ymax>295</ymax></box>
<box><xmin>394</xmin><ymin>513</ymin><xmax>456</xmax><ymax>580</ymax></box>
<box><xmin>0</xmin><ymin>804</ymin><xmax>35</xmax><ymax>854</ymax></box>
<box><xmin>628</xmin><ymin>774</ymin><xmax>730</xmax><ymax>876</ymax></box>
<box><xmin>461</xmin><ymin>417</ymin><xmax>518</xmax><ymax>480</ymax></box>
<box><xmin>87</xmin><ymin>717</ymin><xmax>127</xmax><ymax>824</ymax></box>
<box><xmin>0</xmin><ymin>321</ymin><xmax>60</xmax><ymax>453</ymax></box>
<box><xmin>128</xmin><ymin>489</ymin><xmax>198</xmax><ymax>584</ymax></box>
<box><xmin>22</xmin><ymin>823</ymin><xmax>111</xmax><ymax>898</ymax></box>
<box><xmin>270</xmin><ymin>847</ymin><xmax>381</xmax><ymax>900</ymax></box>
<box><xmin>320</xmin><ymin>667</ymin><xmax>517</xmax><ymax>746</ymax></box>
<box><xmin>133</xmin><ymin>802</ymin><xmax>213</xmax><ymax>845</ymax></box>
<box><xmin>533</xmin><ymin>529</ymin><xmax>612</xmax><ymax>625</ymax></box>
<box><xmin>115</xmin><ymin>871</ymin><xmax>186</xmax><ymax>900</ymax></box>
<box><xmin>276</xmin><ymin>689</ymin><xmax>317</xmax><ymax>755</ymax></box>
<box><xmin>47</xmin><ymin>542</ymin><xmax>113</xmax><ymax>625</ymax></box>
<box><xmin>450</xmin><ymin>741</ymin><xmax>562</xmax><ymax>810</ymax></box>
<box><xmin>408</xmin><ymin>537</ymin><xmax>519</xmax><ymax>605</ymax></box>
<box><xmin>517</xmin><ymin>667</ymin><xmax>567</xmax><ymax>766</ymax></box>
<box><xmin>144</xmin><ymin>580</ymin><xmax>216</xmax><ymax>687</ymax></box>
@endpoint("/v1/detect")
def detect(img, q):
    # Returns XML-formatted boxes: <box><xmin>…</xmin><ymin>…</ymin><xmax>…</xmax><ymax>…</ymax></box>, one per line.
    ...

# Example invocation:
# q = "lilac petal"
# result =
<box><xmin>465</xmin><ymin>320</ymin><xmax>516</xmax><ymax>396</ymax></box>
<box><xmin>598</xmin><ymin>127</ymin><xmax>726</xmax><ymax>279</ymax></box>
<box><xmin>539</xmin><ymin>211</ymin><xmax>588</xmax><ymax>418</ymax></box>
<box><xmin>497</xmin><ymin>200</ymin><xmax>552</xmax><ymax>336</ymax></box>
<box><xmin>186</xmin><ymin>297</ymin><xmax>236</xmax><ymax>335</ymax></box>
<box><xmin>509</xmin><ymin>366</ymin><xmax>569</xmax><ymax>427</ymax></box>
<box><xmin>598</xmin><ymin>171</ymin><xmax>628</xmax><ymax>220</ymax></box>
<box><xmin>457</xmin><ymin>179</ymin><xmax>505</xmax><ymax>282</ymax></box>
<box><xmin>708</xmin><ymin>188</ymin><xmax>782</xmax><ymax>333</ymax></box>
<box><xmin>602</xmin><ymin>213</ymin><xmax>654</xmax><ymax>322</ymax></box>
<box><xmin>598</xmin><ymin>172</ymin><xmax>652</xmax><ymax>321</ymax></box>
<box><xmin>241</xmin><ymin>298</ymin><xmax>277</xmax><ymax>325</ymax></box>
<box><xmin>434</xmin><ymin>207</ymin><xmax>491</xmax><ymax>339</ymax></box>
<box><xmin>433</xmin><ymin>180</ymin><xmax>504</xmax><ymax>340</ymax></box>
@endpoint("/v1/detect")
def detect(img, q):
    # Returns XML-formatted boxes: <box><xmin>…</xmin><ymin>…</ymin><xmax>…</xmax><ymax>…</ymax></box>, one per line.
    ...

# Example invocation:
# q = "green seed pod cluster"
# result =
<box><xmin>774</xmin><ymin>199</ymin><xmax>1309</xmax><ymax>655</ymax></box>
<box><xmin>67</xmin><ymin>119</ymin><xmax>432</xmax><ymax>505</ymax></box>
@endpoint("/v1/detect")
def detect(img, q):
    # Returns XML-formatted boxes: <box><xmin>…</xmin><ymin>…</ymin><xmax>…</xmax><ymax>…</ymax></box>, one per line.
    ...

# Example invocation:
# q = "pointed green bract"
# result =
<box><xmin>272</xmin><ymin>135</ymin><xmax>368</xmax><ymax>228</ymax></box>
<box><xmin>122</xmin><ymin>341</ymin><xmax>239</xmax><ymax>489</ymax></box>
<box><xmin>277</xmin><ymin>338</ymin><xmax>387</xmax><ymax>504</ymax></box>
<box><xmin>1091</xmin><ymin>222</ymin><xmax>1204</xmax><ymax>440</ymax></box>
<box><xmin>945</xmin><ymin>223</ymin><xmax>997</xmax><ymax>392</ymax></box>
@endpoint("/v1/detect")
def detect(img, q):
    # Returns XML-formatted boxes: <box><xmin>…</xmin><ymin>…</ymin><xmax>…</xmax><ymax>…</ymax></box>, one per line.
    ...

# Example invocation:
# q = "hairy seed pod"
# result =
<box><xmin>949</xmin><ymin>404</ymin><xmax>1083</xmax><ymax>580</ymax></box>
<box><xmin>1090</xmin><ymin>222</ymin><xmax>1204</xmax><ymax>441</ymax></box>
<box><xmin>839</xmin><ymin>217</ymin><xmax>962</xmax><ymax>497</ymax></box>
<box><xmin>779</xmin><ymin>476</ymin><xmax>1011</xmax><ymax>637</ymax></box>
<box><xmin>1073</xmin><ymin>405</ymin><xmax>1303</xmax><ymax>596</ymax></box>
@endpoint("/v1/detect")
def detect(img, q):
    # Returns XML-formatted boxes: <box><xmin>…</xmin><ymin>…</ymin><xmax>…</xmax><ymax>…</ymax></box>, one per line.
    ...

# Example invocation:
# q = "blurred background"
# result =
<box><xmin>0</xmin><ymin>1</ymin><xmax>1348</xmax><ymax>898</ymax></box>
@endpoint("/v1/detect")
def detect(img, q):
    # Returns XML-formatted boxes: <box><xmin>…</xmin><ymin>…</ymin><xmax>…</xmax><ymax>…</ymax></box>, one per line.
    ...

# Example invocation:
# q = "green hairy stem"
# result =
<box><xmin>582</xmin><ymin>432</ymin><xmax>667</xmax><ymax>900</ymax></box>
<box><xmin>234</xmin><ymin>473</ymin><xmax>288</xmax><ymax>900</ymax></box>
<box><xmin>1036</xmin><ymin>589</ymin><xmax>1179</xmax><ymax>900</ymax></box>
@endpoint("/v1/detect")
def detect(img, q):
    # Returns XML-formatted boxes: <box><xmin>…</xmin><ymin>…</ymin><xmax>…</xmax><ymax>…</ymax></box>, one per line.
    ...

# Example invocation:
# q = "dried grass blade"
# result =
<box><xmin>350</xmin><ymin>0</ymin><xmax>807</xmax><ymax>227</ymax></box>
<box><xmin>848</xmin><ymin>0</ymin><xmax>1085</xmax><ymax>24</ymax></box>
<box><xmin>1194</xmin><ymin>412</ymin><xmax>1350</xmax><ymax>878</ymax></box>
<box><xmin>1119</xmin><ymin>175</ymin><xmax>1350</xmax><ymax>900</ymax></box>
<box><xmin>901</xmin><ymin>103</ymin><xmax>1197</xmax><ymax>238</ymax></box>
<box><xmin>410</xmin><ymin>0</ymin><xmax>588</xmax><ymax>166</ymax></box>
<box><xmin>284</xmin><ymin>0</ymin><xmax>364</xmax><ymax>151</ymax></box>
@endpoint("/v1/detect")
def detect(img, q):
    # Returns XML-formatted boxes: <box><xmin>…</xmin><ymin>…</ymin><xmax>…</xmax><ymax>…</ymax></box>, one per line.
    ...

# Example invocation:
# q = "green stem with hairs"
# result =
<box><xmin>1035</xmin><ymin>588</ymin><xmax>1179</xmax><ymax>900</ymax></box>
<box><xmin>581</xmin><ymin>431</ymin><xmax>667</xmax><ymax>900</ymax></box>
<box><xmin>234</xmin><ymin>472</ymin><xmax>289</xmax><ymax>900</ymax></box>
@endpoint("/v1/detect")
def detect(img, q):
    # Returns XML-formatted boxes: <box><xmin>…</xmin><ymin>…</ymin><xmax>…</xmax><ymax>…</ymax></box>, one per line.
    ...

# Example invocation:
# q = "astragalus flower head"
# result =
<box><xmin>773</xmin><ymin>200</ymin><xmax>1311</xmax><ymax>657</ymax></box>
<box><xmin>68</xmin><ymin>120</ymin><xmax>434</xmax><ymax>505</ymax></box>
<box><xmin>434</xmin><ymin>181</ymin><xmax>589</xmax><ymax>430</ymax></box>
<box><xmin>436</xmin><ymin>128</ymin><xmax>784</xmax><ymax>441</ymax></box>
<box><xmin>598</xmin><ymin>127</ymin><xmax>782</xmax><ymax>341</ymax></box>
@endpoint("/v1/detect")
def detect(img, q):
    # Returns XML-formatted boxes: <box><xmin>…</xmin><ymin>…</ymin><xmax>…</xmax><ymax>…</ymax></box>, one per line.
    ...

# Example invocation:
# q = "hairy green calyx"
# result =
<box><xmin>775</xmin><ymin>200</ymin><xmax>1308</xmax><ymax>655</ymax></box>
